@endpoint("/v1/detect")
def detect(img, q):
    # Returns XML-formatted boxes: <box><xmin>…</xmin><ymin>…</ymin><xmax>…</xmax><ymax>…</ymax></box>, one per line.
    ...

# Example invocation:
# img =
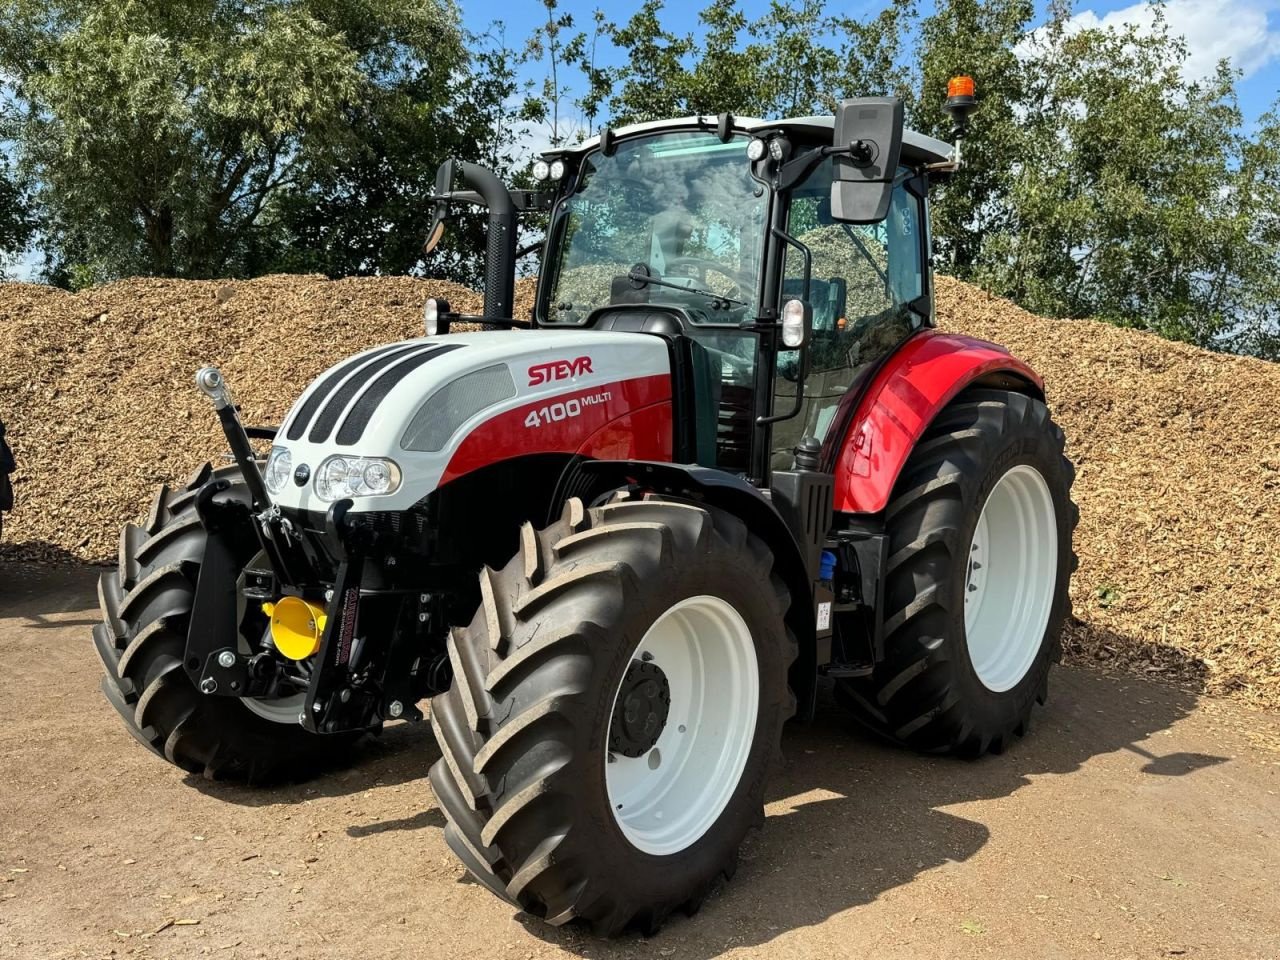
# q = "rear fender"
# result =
<box><xmin>832</xmin><ymin>330</ymin><xmax>1044</xmax><ymax>514</ymax></box>
<box><xmin>574</xmin><ymin>460</ymin><xmax>820</xmax><ymax>721</ymax></box>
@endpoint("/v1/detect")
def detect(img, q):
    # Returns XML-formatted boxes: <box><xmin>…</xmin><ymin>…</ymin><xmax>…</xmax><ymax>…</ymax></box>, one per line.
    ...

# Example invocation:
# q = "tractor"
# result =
<box><xmin>92</xmin><ymin>84</ymin><xmax>1076</xmax><ymax>935</ymax></box>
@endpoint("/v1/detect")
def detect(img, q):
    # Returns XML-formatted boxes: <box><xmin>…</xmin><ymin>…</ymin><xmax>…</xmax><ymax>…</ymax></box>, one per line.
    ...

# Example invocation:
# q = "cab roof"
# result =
<box><xmin>545</xmin><ymin>115</ymin><xmax>954</xmax><ymax>168</ymax></box>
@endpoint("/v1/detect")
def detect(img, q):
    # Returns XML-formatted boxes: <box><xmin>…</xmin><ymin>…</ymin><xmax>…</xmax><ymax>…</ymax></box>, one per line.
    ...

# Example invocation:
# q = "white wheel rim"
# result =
<box><xmin>605</xmin><ymin>595</ymin><xmax>759</xmax><ymax>856</ymax></box>
<box><xmin>964</xmin><ymin>464</ymin><xmax>1058</xmax><ymax>692</ymax></box>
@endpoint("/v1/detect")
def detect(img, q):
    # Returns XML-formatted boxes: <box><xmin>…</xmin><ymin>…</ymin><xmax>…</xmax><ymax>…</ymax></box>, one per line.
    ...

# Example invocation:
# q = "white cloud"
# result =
<box><xmin>1059</xmin><ymin>0</ymin><xmax>1280</xmax><ymax>82</ymax></box>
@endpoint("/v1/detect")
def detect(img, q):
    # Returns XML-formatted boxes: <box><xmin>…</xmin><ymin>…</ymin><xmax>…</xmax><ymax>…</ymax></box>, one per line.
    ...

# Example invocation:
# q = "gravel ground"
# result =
<box><xmin>2</xmin><ymin>563</ymin><xmax>1278</xmax><ymax>960</ymax></box>
<box><xmin>0</xmin><ymin>272</ymin><xmax>1277</xmax><ymax>711</ymax></box>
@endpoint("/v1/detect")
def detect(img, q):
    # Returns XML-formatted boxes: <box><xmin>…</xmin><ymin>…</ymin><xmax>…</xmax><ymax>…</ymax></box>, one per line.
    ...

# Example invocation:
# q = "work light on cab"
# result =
<box><xmin>424</xmin><ymin>297</ymin><xmax>451</xmax><ymax>336</ymax></box>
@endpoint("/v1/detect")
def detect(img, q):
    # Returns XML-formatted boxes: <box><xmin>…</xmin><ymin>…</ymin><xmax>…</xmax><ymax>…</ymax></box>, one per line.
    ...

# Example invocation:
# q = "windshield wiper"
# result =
<box><xmin>626</xmin><ymin>266</ymin><xmax>746</xmax><ymax>308</ymax></box>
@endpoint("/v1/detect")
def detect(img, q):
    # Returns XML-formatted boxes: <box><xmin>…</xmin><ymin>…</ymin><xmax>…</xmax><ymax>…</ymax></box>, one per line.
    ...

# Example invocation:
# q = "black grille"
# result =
<box><xmin>285</xmin><ymin>343</ymin><xmax>407</xmax><ymax>441</ymax></box>
<box><xmin>308</xmin><ymin>345</ymin><xmax>425</xmax><ymax>443</ymax></box>
<box><xmin>335</xmin><ymin>344</ymin><xmax>465</xmax><ymax>445</ymax></box>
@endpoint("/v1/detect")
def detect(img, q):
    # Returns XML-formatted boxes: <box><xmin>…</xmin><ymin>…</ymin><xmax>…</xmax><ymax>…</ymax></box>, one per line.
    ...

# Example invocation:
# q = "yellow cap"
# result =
<box><xmin>262</xmin><ymin>596</ymin><xmax>327</xmax><ymax>660</ymax></box>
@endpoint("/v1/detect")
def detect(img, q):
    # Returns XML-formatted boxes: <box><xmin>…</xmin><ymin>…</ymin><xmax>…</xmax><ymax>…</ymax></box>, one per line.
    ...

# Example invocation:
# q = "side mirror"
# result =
<box><xmin>781</xmin><ymin>298</ymin><xmax>813</xmax><ymax>349</ymax></box>
<box><xmin>424</xmin><ymin>158</ymin><xmax>458</xmax><ymax>255</ymax></box>
<box><xmin>423</xmin><ymin>211</ymin><xmax>447</xmax><ymax>255</ymax></box>
<box><xmin>830</xmin><ymin>97</ymin><xmax>904</xmax><ymax>224</ymax></box>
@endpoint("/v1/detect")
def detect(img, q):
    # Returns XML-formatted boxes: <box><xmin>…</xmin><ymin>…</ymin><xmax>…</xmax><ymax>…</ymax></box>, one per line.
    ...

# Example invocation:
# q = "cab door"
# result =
<box><xmin>772</xmin><ymin>160</ymin><xmax>929</xmax><ymax>470</ymax></box>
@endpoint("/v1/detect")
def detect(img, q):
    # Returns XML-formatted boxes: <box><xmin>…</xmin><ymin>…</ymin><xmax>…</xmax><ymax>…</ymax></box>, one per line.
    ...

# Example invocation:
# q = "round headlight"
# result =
<box><xmin>316</xmin><ymin>456</ymin><xmax>350</xmax><ymax>500</ymax></box>
<box><xmin>549</xmin><ymin>159</ymin><xmax>567</xmax><ymax>180</ymax></box>
<box><xmin>264</xmin><ymin>446</ymin><xmax>292</xmax><ymax>495</ymax></box>
<box><xmin>746</xmin><ymin>138</ymin><xmax>767</xmax><ymax>161</ymax></box>
<box><xmin>532</xmin><ymin>159</ymin><xmax>551</xmax><ymax>181</ymax></box>
<box><xmin>362</xmin><ymin>460</ymin><xmax>394</xmax><ymax>495</ymax></box>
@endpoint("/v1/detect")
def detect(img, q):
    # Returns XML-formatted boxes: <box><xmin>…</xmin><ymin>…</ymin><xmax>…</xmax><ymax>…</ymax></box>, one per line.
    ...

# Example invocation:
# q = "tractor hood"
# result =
<box><xmin>266</xmin><ymin>330</ymin><xmax>672</xmax><ymax>514</ymax></box>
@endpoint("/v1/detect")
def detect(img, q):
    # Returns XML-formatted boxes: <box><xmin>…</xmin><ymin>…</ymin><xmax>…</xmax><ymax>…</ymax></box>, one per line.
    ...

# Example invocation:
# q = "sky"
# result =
<box><xmin>463</xmin><ymin>0</ymin><xmax>1280</xmax><ymax>126</ymax></box>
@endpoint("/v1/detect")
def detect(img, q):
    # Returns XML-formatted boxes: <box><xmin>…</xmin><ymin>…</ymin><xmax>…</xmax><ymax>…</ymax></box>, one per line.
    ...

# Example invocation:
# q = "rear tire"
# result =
<box><xmin>429</xmin><ymin>497</ymin><xmax>796</xmax><ymax>935</ymax></box>
<box><xmin>836</xmin><ymin>389</ymin><xmax>1077</xmax><ymax>756</ymax></box>
<box><xmin>93</xmin><ymin>463</ymin><xmax>363</xmax><ymax>782</ymax></box>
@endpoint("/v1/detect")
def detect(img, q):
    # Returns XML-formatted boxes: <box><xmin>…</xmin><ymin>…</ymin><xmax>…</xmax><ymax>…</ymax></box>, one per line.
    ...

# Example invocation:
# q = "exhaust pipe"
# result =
<box><xmin>453</xmin><ymin>161</ymin><xmax>517</xmax><ymax>320</ymax></box>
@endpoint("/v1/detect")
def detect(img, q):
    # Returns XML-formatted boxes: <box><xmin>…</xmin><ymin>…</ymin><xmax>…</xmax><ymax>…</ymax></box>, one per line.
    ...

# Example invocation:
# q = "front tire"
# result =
<box><xmin>429</xmin><ymin>497</ymin><xmax>796</xmax><ymax>935</ymax></box>
<box><xmin>836</xmin><ymin>388</ymin><xmax>1077</xmax><ymax>755</ymax></box>
<box><xmin>93</xmin><ymin>463</ymin><xmax>363</xmax><ymax>781</ymax></box>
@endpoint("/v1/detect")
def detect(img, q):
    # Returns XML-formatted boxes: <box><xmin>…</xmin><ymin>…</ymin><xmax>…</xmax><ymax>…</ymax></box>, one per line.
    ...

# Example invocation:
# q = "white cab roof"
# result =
<box><xmin>546</xmin><ymin>115</ymin><xmax>953</xmax><ymax>167</ymax></box>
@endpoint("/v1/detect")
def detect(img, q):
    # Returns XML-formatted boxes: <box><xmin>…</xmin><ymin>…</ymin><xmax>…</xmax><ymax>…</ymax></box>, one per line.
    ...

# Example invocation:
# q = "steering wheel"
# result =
<box><xmin>661</xmin><ymin>256</ymin><xmax>749</xmax><ymax>302</ymax></box>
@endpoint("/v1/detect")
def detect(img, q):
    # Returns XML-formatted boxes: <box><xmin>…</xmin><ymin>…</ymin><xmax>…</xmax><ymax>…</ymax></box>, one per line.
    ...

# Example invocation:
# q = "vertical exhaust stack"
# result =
<box><xmin>457</xmin><ymin>161</ymin><xmax>517</xmax><ymax>320</ymax></box>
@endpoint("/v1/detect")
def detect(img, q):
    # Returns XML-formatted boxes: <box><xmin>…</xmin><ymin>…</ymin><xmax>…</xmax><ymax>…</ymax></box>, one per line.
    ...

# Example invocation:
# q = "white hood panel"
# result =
<box><xmin>268</xmin><ymin>330</ymin><xmax>671</xmax><ymax>513</ymax></box>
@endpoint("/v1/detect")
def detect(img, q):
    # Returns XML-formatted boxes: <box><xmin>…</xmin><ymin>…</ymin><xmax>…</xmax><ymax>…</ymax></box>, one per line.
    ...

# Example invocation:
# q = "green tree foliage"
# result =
<box><xmin>0</xmin><ymin>0</ymin><xmax>463</xmax><ymax>281</ymax></box>
<box><xmin>0</xmin><ymin>150</ymin><xmax>33</xmax><ymax>274</ymax></box>
<box><xmin>266</xmin><ymin>20</ymin><xmax>532</xmax><ymax>283</ymax></box>
<box><xmin>594</xmin><ymin>0</ymin><xmax>1280</xmax><ymax>359</ymax></box>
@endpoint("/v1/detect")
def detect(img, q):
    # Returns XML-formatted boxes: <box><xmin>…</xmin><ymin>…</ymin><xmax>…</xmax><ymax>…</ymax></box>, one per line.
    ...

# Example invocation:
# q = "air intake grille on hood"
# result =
<box><xmin>335</xmin><ymin>344</ymin><xmax>465</xmax><ymax>445</ymax></box>
<box><xmin>285</xmin><ymin>343</ymin><xmax>409</xmax><ymax>441</ymax></box>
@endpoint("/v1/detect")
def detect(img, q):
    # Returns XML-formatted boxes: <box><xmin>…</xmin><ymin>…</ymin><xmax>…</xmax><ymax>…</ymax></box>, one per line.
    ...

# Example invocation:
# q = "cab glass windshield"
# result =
<box><xmin>541</xmin><ymin>131</ymin><xmax>767</xmax><ymax>324</ymax></box>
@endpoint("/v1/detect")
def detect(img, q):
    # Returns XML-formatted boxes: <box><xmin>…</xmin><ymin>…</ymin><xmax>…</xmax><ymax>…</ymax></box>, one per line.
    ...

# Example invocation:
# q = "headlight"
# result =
<box><xmin>314</xmin><ymin>455</ymin><xmax>402</xmax><ymax>501</ymax></box>
<box><xmin>264</xmin><ymin>446</ymin><xmax>292</xmax><ymax>494</ymax></box>
<box><xmin>532</xmin><ymin>159</ymin><xmax>551</xmax><ymax>181</ymax></box>
<box><xmin>549</xmin><ymin>159</ymin><xmax>567</xmax><ymax>180</ymax></box>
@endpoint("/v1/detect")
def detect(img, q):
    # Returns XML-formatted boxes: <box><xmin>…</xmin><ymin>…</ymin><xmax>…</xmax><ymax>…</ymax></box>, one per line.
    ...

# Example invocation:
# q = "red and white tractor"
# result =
<box><xmin>93</xmin><ymin>86</ymin><xmax>1075</xmax><ymax>935</ymax></box>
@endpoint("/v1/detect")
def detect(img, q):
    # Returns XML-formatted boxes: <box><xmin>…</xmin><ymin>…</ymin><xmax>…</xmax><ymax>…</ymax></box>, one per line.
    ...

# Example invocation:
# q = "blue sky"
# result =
<box><xmin>462</xmin><ymin>0</ymin><xmax>1280</xmax><ymax>125</ymax></box>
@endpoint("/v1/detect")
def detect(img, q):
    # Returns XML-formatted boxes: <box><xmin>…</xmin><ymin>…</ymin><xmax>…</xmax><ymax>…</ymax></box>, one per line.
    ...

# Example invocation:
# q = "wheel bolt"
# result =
<box><xmin>388</xmin><ymin>700</ymin><xmax>404</xmax><ymax>718</ymax></box>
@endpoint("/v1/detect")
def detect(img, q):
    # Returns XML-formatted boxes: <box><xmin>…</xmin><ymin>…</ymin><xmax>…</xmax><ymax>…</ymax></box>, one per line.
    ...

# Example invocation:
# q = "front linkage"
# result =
<box><xmin>187</xmin><ymin>367</ymin><xmax>437</xmax><ymax>735</ymax></box>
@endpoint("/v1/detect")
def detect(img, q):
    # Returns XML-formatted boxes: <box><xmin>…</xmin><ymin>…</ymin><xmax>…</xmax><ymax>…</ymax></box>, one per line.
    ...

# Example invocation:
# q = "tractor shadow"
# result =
<box><xmin>186</xmin><ymin>717</ymin><xmax>442</xmax><ymax>811</ymax></box>
<box><xmin>523</xmin><ymin>624</ymin><xmax>1225</xmax><ymax>956</ymax></box>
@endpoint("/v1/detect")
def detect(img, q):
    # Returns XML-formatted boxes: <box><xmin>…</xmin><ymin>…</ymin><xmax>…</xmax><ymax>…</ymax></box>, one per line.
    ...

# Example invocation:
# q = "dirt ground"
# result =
<box><xmin>2</xmin><ymin>562</ymin><xmax>1278</xmax><ymax>960</ymax></box>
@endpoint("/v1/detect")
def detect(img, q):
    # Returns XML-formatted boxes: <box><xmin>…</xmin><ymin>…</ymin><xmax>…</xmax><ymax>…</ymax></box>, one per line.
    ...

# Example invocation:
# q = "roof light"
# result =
<box><xmin>746</xmin><ymin>137</ymin><xmax>767</xmax><ymax>161</ymax></box>
<box><xmin>532</xmin><ymin>159</ymin><xmax>551</xmax><ymax>181</ymax></box>
<box><xmin>549</xmin><ymin>159</ymin><xmax>567</xmax><ymax>180</ymax></box>
<box><xmin>947</xmin><ymin>75</ymin><xmax>976</xmax><ymax>99</ymax></box>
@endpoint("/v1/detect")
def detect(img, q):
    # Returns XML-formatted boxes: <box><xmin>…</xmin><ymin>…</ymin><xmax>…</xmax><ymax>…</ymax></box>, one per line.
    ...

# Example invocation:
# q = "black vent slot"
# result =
<box><xmin>335</xmin><ymin>344</ymin><xmax>465</xmax><ymax>445</ymax></box>
<box><xmin>285</xmin><ymin>343</ymin><xmax>407</xmax><ymax>441</ymax></box>
<box><xmin>770</xmin><ymin>469</ymin><xmax>836</xmax><ymax>580</ymax></box>
<box><xmin>308</xmin><ymin>344</ymin><xmax>425</xmax><ymax>443</ymax></box>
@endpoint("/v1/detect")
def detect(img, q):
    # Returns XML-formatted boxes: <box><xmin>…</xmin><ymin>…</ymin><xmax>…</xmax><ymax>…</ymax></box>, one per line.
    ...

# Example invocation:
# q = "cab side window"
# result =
<box><xmin>772</xmin><ymin>162</ymin><xmax>926</xmax><ymax>469</ymax></box>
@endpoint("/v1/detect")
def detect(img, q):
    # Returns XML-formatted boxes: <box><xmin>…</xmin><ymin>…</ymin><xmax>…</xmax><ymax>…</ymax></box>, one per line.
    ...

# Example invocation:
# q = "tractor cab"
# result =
<box><xmin>429</xmin><ymin>103</ymin><xmax>951</xmax><ymax>486</ymax></box>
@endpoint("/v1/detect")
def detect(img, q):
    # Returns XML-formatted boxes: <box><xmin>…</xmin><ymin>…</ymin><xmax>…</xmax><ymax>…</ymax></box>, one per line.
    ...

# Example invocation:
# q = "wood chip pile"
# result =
<box><xmin>0</xmin><ymin>273</ymin><xmax>1276</xmax><ymax>710</ymax></box>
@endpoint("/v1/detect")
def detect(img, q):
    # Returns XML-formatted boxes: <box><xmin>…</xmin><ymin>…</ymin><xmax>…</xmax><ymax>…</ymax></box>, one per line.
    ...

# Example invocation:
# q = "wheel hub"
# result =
<box><xmin>609</xmin><ymin>659</ymin><xmax>671</xmax><ymax>758</ymax></box>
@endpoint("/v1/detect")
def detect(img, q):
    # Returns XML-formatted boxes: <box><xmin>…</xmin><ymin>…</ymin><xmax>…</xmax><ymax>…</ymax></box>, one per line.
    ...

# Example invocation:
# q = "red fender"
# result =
<box><xmin>831</xmin><ymin>330</ymin><xmax>1044</xmax><ymax>514</ymax></box>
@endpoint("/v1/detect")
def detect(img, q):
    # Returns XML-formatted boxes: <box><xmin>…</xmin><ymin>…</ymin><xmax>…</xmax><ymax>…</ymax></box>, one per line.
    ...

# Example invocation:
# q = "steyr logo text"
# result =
<box><xmin>528</xmin><ymin>356</ymin><xmax>593</xmax><ymax>385</ymax></box>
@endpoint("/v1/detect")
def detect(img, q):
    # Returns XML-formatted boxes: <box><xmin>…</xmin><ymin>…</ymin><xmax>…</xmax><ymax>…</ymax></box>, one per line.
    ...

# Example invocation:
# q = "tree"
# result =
<box><xmin>0</xmin><ymin>0</ymin><xmax>463</xmax><ymax>281</ymax></box>
<box><xmin>261</xmin><ymin>19</ymin><xmax>531</xmax><ymax>283</ymax></box>
<box><xmin>914</xmin><ymin>0</ymin><xmax>1034</xmax><ymax>275</ymax></box>
<box><xmin>0</xmin><ymin>149</ymin><xmax>33</xmax><ymax>275</ymax></box>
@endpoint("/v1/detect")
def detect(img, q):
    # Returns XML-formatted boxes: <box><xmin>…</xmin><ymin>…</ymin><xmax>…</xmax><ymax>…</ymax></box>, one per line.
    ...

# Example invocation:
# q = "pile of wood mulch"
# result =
<box><xmin>1</xmin><ymin>273</ymin><xmax>1276</xmax><ymax>711</ymax></box>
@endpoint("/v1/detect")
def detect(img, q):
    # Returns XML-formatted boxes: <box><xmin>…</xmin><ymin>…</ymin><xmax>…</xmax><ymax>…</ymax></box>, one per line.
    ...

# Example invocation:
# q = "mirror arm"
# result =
<box><xmin>758</xmin><ymin>226</ymin><xmax>812</xmax><ymax>426</ymax></box>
